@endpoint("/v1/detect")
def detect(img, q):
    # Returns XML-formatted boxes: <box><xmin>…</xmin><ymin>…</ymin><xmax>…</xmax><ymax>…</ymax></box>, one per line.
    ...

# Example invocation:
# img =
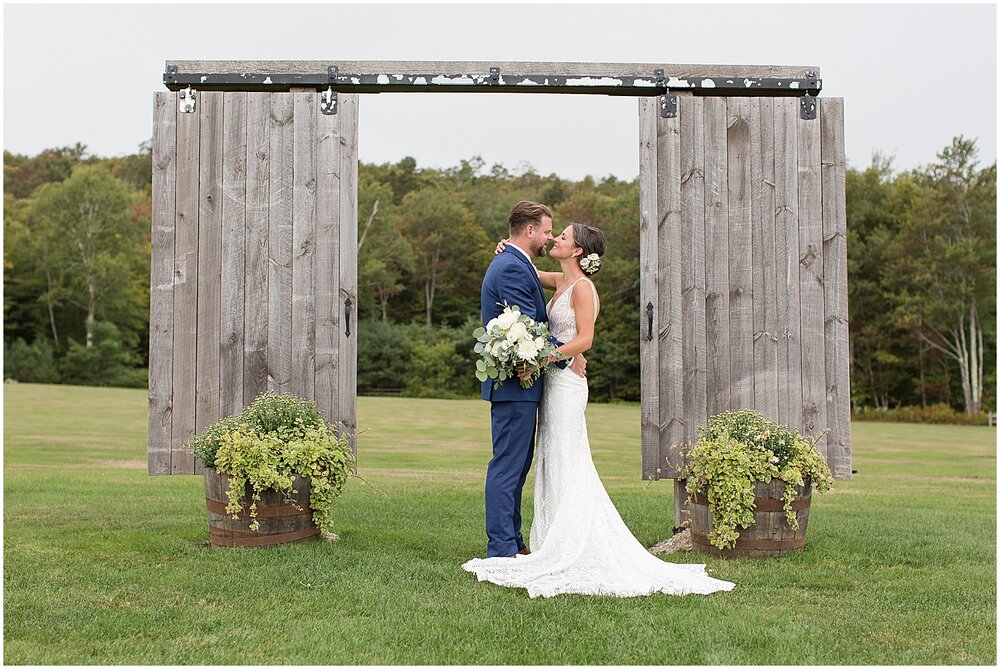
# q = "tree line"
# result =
<box><xmin>3</xmin><ymin>137</ymin><xmax>995</xmax><ymax>416</ymax></box>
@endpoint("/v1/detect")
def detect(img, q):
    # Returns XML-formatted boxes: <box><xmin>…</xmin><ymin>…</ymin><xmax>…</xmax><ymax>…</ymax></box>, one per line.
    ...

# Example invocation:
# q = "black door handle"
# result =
<box><xmin>344</xmin><ymin>297</ymin><xmax>352</xmax><ymax>337</ymax></box>
<box><xmin>645</xmin><ymin>302</ymin><xmax>654</xmax><ymax>341</ymax></box>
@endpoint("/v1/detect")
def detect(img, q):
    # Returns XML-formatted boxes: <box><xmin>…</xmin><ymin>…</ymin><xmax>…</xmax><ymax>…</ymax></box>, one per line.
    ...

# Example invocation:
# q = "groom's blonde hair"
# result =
<box><xmin>508</xmin><ymin>200</ymin><xmax>552</xmax><ymax>237</ymax></box>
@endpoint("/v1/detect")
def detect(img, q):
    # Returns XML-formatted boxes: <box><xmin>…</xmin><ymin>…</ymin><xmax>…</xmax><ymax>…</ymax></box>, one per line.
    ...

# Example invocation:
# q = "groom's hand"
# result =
<box><xmin>569</xmin><ymin>353</ymin><xmax>587</xmax><ymax>378</ymax></box>
<box><xmin>515</xmin><ymin>363</ymin><xmax>532</xmax><ymax>383</ymax></box>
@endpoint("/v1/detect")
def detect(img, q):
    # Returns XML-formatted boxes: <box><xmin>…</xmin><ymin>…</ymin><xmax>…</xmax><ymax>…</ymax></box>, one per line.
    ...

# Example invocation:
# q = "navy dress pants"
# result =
<box><xmin>485</xmin><ymin>400</ymin><xmax>538</xmax><ymax>557</ymax></box>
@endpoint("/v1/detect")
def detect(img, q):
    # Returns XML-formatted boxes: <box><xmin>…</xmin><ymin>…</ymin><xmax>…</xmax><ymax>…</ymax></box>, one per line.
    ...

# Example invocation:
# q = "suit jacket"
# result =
<box><xmin>480</xmin><ymin>246</ymin><xmax>551</xmax><ymax>403</ymax></box>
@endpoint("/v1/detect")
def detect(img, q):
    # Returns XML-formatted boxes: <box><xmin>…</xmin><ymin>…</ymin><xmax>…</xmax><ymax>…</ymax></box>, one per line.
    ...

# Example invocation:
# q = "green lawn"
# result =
<box><xmin>4</xmin><ymin>383</ymin><xmax>996</xmax><ymax>664</ymax></box>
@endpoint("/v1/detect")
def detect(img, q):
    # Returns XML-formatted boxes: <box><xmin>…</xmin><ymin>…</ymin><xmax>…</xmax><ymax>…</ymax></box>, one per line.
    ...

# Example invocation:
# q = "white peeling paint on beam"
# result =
<box><xmin>632</xmin><ymin>78</ymin><xmax>658</xmax><ymax>87</ymax></box>
<box><xmin>666</xmin><ymin>76</ymin><xmax>691</xmax><ymax>88</ymax></box>
<box><xmin>376</xmin><ymin>75</ymin><xmax>391</xmax><ymax>85</ymax></box>
<box><xmin>790</xmin><ymin>82</ymin><xmax>800</xmax><ymax>89</ymax></box>
<box><xmin>515</xmin><ymin>79</ymin><xmax>541</xmax><ymax>86</ymax></box>
<box><xmin>565</xmin><ymin>77</ymin><xmax>625</xmax><ymax>86</ymax></box>
<box><xmin>701</xmin><ymin>79</ymin><xmax>716</xmax><ymax>88</ymax></box>
<box><xmin>263</xmin><ymin>77</ymin><xmax>272</xmax><ymax>85</ymax></box>
<box><xmin>201</xmin><ymin>76</ymin><xmax>208</xmax><ymax>83</ymax></box>
<box><xmin>350</xmin><ymin>77</ymin><xmax>361</xmax><ymax>85</ymax></box>
<box><xmin>429</xmin><ymin>75</ymin><xmax>477</xmax><ymax>85</ymax></box>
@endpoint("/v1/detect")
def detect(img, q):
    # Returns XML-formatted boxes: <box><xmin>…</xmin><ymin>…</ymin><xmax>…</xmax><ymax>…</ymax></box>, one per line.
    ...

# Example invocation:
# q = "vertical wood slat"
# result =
<box><xmin>797</xmin><ymin>98</ymin><xmax>828</xmax><ymax>455</ymax></box>
<box><xmin>291</xmin><ymin>91</ymin><xmax>317</xmax><ymax>400</ymax></box>
<box><xmin>148</xmin><ymin>92</ymin><xmax>176</xmax><ymax>475</ymax></box>
<box><xmin>679</xmin><ymin>95</ymin><xmax>707</xmax><ymax>452</ymax></box>
<box><xmin>727</xmin><ymin>97</ymin><xmax>754</xmax><ymax>410</ymax></box>
<box><xmin>657</xmin><ymin>100</ymin><xmax>684</xmax><ymax>477</ymax></box>
<box><xmin>171</xmin><ymin>94</ymin><xmax>200</xmax><ymax>474</ymax></box>
<box><xmin>337</xmin><ymin>94</ymin><xmax>360</xmax><ymax>453</ymax></box>
<box><xmin>820</xmin><ymin>98</ymin><xmax>852</xmax><ymax>479</ymax></box>
<box><xmin>244</xmin><ymin>94</ymin><xmax>270</xmax><ymax>405</ymax></box>
<box><xmin>638</xmin><ymin>97</ymin><xmax>660</xmax><ymax>480</ymax></box>
<box><xmin>774</xmin><ymin>97</ymin><xmax>803</xmax><ymax>431</ymax></box>
<box><xmin>751</xmin><ymin>97</ymin><xmax>779</xmax><ymax>421</ymax></box>
<box><xmin>195</xmin><ymin>91</ymin><xmax>224</xmax><ymax>475</ymax></box>
<box><xmin>704</xmin><ymin>97</ymin><xmax>731</xmax><ymax>419</ymax></box>
<box><xmin>220</xmin><ymin>92</ymin><xmax>247</xmax><ymax>419</ymax></box>
<box><xmin>315</xmin><ymin>97</ymin><xmax>343</xmax><ymax>425</ymax></box>
<box><xmin>268</xmin><ymin>93</ymin><xmax>294</xmax><ymax>394</ymax></box>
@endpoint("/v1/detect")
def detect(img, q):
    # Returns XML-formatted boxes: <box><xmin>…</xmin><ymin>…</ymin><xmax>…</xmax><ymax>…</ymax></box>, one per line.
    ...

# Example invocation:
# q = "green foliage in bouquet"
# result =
<box><xmin>189</xmin><ymin>391</ymin><xmax>353</xmax><ymax>534</ymax></box>
<box><xmin>473</xmin><ymin>302</ymin><xmax>562</xmax><ymax>389</ymax></box>
<box><xmin>682</xmin><ymin>409</ymin><xmax>834</xmax><ymax>550</ymax></box>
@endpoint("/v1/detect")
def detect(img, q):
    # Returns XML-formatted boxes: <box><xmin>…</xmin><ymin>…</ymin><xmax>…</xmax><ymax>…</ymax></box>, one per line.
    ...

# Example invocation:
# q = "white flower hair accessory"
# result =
<box><xmin>579</xmin><ymin>253</ymin><xmax>601</xmax><ymax>275</ymax></box>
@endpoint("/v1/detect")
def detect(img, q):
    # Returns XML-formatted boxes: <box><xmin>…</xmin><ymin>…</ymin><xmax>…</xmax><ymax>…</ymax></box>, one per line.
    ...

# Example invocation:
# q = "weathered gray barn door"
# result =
<box><xmin>639</xmin><ymin>94</ymin><xmax>851</xmax><ymax>485</ymax></box>
<box><xmin>148</xmin><ymin>89</ymin><xmax>359</xmax><ymax>475</ymax></box>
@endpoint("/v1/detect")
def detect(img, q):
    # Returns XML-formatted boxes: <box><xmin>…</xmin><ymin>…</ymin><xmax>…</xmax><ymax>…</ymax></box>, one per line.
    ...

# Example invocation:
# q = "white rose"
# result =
<box><xmin>534</xmin><ymin>337</ymin><xmax>546</xmax><ymax>349</ymax></box>
<box><xmin>497</xmin><ymin>310</ymin><xmax>518</xmax><ymax>330</ymax></box>
<box><xmin>486</xmin><ymin>317</ymin><xmax>500</xmax><ymax>332</ymax></box>
<box><xmin>506</xmin><ymin>321</ymin><xmax>528</xmax><ymax>343</ymax></box>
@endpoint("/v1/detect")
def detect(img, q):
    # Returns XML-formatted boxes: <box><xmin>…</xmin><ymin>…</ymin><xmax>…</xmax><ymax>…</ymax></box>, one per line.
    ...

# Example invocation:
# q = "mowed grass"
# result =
<box><xmin>4</xmin><ymin>383</ymin><xmax>996</xmax><ymax>664</ymax></box>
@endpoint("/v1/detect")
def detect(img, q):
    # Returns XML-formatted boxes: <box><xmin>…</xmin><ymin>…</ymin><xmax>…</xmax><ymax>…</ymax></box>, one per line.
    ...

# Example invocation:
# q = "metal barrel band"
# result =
<box><xmin>205</xmin><ymin>497</ymin><xmax>309</xmax><ymax>518</ymax></box>
<box><xmin>690</xmin><ymin>492</ymin><xmax>811</xmax><ymax>512</ymax></box>
<box><xmin>691</xmin><ymin>532</ymin><xmax>806</xmax><ymax>551</ymax></box>
<box><xmin>209</xmin><ymin>525</ymin><xmax>320</xmax><ymax>547</ymax></box>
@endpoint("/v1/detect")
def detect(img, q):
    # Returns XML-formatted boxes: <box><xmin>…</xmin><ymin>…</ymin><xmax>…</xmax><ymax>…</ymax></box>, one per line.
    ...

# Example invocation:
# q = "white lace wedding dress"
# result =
<box><xmin>463</xmin><ymin>277</ymin><xmax>736</xmax><ymax>598</ymax></box>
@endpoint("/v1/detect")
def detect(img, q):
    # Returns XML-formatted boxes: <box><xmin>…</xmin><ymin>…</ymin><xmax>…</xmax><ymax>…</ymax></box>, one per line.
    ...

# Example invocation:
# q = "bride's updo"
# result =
<box><xmin>571</xmin><ymin>223</ymin><xmax>607</xmax><ymax>276</ymax></box>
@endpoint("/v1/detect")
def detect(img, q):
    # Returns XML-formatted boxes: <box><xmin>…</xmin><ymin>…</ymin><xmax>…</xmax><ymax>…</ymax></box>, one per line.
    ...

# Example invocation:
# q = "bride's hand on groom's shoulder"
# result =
<box><xmin>495</xmin><ymin>238</ymin><xmax>509</xmax><ymax>255</ymax></box>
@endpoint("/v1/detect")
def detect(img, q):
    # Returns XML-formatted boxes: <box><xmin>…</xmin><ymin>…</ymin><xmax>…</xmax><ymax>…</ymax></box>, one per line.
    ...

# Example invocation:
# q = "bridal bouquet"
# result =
<box><xmin>474</xmin><ymin>303</ymin><xmax>563</xmax><ymax>389</ymax></box>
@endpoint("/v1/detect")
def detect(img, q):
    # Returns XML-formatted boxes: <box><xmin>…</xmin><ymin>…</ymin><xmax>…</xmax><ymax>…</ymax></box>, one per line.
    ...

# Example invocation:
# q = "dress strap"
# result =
<box><xmin>568</xmin><ymin>277</ymin><xmax>599</xmax><ymax>315</ymax></box>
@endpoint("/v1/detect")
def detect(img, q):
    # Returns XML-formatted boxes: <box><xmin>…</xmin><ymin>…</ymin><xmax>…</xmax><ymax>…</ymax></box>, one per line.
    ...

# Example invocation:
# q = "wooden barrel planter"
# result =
<box><xmin>687</xmin><ymin>478</ymin><xmax>812</xmax><ymax>558</ymax></box>
<box><xmin>203</xmin><ymin>468</ymin><xmax>319</xmax><ymax>548</ymax></box>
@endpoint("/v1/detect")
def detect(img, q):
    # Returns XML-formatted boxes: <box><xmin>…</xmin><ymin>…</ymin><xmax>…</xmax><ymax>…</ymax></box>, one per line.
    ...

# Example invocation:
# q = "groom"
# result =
<box><xmin>480</xmin><ymin>201</ymin><xmax>585</xmax><ymax>558</ymax></box>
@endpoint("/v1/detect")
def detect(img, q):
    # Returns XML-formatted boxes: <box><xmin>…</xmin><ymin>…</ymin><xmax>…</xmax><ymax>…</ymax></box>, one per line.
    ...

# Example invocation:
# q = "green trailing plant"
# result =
<box><xmin>682</xmin><ymin>410</ymin><xmax>834</xmax><ymax>550</ymax></box>
<box><xmin>189</xmin><ymin>391</ymin><xmax>354</xmax><ymax>534</ymax></box>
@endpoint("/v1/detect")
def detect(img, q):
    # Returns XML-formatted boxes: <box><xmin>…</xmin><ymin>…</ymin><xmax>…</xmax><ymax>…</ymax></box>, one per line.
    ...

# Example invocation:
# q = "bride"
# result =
<box><xmin>462</xmin><ymin>223</ymin><xmax>735</xmax><ymax>598</ymax></box>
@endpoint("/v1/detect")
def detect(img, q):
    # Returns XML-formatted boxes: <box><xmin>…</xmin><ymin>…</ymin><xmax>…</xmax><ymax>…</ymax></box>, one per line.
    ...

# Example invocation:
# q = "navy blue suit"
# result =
<box><xmin>480</xmin><ymin>246</ymin><xmax>561</xmax><ymax>557</ymax></box>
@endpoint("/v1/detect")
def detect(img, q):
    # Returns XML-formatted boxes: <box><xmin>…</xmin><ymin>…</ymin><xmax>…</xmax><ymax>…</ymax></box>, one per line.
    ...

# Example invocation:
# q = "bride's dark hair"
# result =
<box><xmin>571</xmin><ymin>223</ymin><xmax>607</xmax><ymax>275</ymax></box>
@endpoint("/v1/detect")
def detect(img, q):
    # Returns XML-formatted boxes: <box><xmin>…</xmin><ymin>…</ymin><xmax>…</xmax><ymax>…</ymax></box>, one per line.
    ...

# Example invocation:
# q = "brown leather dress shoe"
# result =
<box><xmin>518</xmin><ymin>547</ymin><xmax>530</xmax><ymax>555</ymax></box>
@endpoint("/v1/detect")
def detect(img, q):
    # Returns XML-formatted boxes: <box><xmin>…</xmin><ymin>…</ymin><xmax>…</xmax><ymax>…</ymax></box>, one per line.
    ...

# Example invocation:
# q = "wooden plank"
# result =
<box><xmin>315</xmin><ymin>95</ymin><xmax>343</xmax><ymax>424</ymax></box>
<box><xmin>337</xmin><ymin>93</ymin><xmax>360</xmax><ymax>454</ymax></box>
<box><xmin>291</xmin><ymin>91</ymin><xmax>317</xmax><ymax>400</ymax></box>
<box><xmin>220</xmin><ymin>92</ymin><xmax>247</xmax><ymax>419</ymax></box>
<box><xmin>170</xmin><ymin>60</ymin><xmax>820</xmax><ymax>80</ymax></box>
<box><xmin>171</xmin><ymin>94</ymin><xmax>200</xmax><ymax>474</ymax></box>
<box><xmin>704</xmin><ymin>96</ymin><xmax>731</xmax><ymax>419</ymax></box>
<box><xmin>268</xmin><ymin>93</ymin><xmax>294</xmax><ymax>394</ymax></box>
<box><xmin>774</xmin><ymin>97</ymin><xmax>803</xmax><ymax>431</ymax></box>
<box><xmin>751</xmin><ymin>96</ymin><xmax>779</xmax><ymax>421</ymax></box>
<box><xmin>638</xmin><ymin>97</ymin><xmax>661</xmax><ymax>480</ymax></box>
<box><xmin>195</xmin><ymin>91</ymin><xmax>224</xmax><ymax>476</ymax></box>
<box><xmin>820</xmin><ymin>97</ymin><xmax>852</xmax><ymax>480</ymax></box>
<box><xmin>679</xmin><ymin>95</ymin><xmax>707</xmax><ymax>450</ymax></box>
<box><xmin>148</xmin><ymin>91</ymin><xmax>176</xmax><ymax>476</ymax></box>
<box><xmin>727</xmin><ymin>97</ymin><xmax>754</xmax><ymax>411</ymax></box>
<box><xmin>657</xmin><ymin>99</ymin><xmax>684</xmax><ymax>478</ymax></box>
<box><xmin>244</xmin><ymin>93</ymin><xmax>270</xmax><ymax>406</ymax></box>
<box><xmin>797</xmin><ymin>97</ymin><xmax>829</xmax><ymax>457</ymax></box>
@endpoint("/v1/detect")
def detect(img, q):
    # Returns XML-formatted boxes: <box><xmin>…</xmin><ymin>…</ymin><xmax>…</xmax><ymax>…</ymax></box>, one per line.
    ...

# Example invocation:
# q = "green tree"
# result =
<box><xmin>396</xmin><ymin>186</ymin><xmax>488</xmax><ymax>328</ymax></box>
<box><xmin>886</xmin><ymin>137</ymin><xmax>996</xmax><ymax>414</ymax></box>
<box><xmin>358</xmin><ymin>180</ymin><xmax>414</xmax><ymax>323</ymax></box>
<box><xmin>31</xmin><ymin>164</ymin><xmax>144</xmax><ymax>349</ymax></box>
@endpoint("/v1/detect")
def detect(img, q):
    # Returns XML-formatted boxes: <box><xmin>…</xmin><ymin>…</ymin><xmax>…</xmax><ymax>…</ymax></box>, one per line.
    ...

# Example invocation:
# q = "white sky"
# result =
<box><xmin>3</xmin><ymin>2</ymin><xmax>997</xmax><ymax>180</ymax></box>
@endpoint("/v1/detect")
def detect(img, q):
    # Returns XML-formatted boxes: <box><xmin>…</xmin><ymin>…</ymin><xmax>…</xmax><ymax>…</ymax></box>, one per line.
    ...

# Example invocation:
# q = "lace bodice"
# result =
<box><xmin>546</xmin><ymin>277</ymin><xmax>597</xmax><ymax>343</ymax></box>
